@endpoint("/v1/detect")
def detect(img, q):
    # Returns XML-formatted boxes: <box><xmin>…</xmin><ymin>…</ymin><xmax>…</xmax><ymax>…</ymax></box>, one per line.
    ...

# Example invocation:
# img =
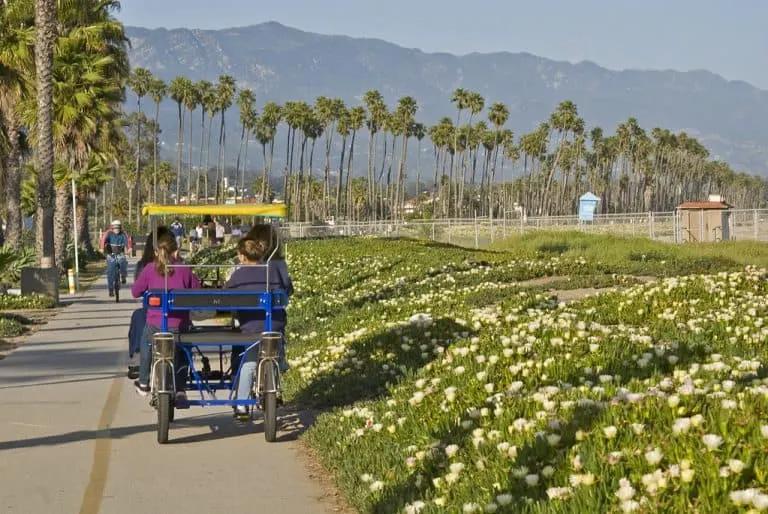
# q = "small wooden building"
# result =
<box><xmin>677</xmin><ymin>195</ymin><xmax>732</xmax><ymax>242</ymax></box>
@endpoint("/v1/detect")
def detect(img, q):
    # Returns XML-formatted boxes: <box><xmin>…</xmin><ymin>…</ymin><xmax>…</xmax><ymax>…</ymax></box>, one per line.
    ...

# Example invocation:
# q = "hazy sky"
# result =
<box><xmin>117</xmin><ymin>0</ymin><xmax>768</xmax><ymax>89</ymax></box>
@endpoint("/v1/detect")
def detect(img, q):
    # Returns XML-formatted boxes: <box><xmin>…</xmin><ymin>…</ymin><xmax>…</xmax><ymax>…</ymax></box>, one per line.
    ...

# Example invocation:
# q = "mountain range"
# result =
<box><xmin>124</xmin><ymin>21</ymin><xmax>768</xmax><ymax>176</ymax></box>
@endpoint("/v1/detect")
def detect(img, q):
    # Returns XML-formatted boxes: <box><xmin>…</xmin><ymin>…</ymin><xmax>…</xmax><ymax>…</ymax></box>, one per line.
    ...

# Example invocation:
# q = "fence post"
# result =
<box><xmin>754</xmin><ymin>209</ymin><xmax>759</xmax><ymax>241</ymax></box>
<box><xmin>431</xmin><ymin>222</ymin><xmax>435</xmax><ymax>241</ymax></box>
<box><xmin>648</xmin><ymin>212</ymin><xmax>652</xmax><ymax>239</ymax></box>
<box><xmin>474</xmin><ymin>211</ymin><xmax>479</xmax><ymax>249</ymax></box>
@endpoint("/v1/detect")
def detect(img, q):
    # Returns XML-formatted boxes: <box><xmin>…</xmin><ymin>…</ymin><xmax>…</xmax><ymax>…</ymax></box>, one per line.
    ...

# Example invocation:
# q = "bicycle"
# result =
<box><xmin>106</xmin><ymin>243</ymin><xmax>126</xmax><ymax>302</ymax></box>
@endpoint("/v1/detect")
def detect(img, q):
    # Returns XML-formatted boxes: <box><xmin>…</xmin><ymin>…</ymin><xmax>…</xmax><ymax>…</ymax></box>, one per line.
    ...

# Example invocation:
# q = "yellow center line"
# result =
<box><xmin>78</xmin><ymin>371</ymin><xmax>124</xmax><ymax>514</ymax></box>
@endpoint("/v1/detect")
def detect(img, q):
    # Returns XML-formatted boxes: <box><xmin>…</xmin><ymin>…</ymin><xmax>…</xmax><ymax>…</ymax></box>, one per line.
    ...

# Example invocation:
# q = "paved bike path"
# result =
<box><xmin>0</xmin><ymin>264</ymin><xmax>334</xmax><ymax>514</ymax></box>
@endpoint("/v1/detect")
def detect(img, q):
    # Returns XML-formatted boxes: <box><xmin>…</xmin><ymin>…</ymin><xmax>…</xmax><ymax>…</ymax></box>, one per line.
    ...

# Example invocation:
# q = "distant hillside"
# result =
<box><xmin>124</xmin><ymin>21</ymin><xmax>768</xmax><ymax>175</ymax></box>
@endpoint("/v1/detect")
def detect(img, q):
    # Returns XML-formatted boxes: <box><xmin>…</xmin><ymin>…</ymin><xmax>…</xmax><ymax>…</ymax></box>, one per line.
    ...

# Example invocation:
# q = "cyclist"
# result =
<box><xmin>99</xmin><ymin>220</ymin><xmax>132</xmax><ymax>297</ymax></box>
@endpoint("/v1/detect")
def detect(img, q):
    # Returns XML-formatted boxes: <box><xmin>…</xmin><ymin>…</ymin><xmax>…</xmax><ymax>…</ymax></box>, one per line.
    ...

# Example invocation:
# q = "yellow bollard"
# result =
<box><xmin>67</xmin><ymin>269</ymin><xmax>76</xmax><ymax>295</ymax></box>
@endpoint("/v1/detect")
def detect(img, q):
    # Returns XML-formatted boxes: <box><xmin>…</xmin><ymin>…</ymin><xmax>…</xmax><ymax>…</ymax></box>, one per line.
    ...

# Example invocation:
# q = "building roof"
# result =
<box><xmin>678</xmin><ymin>201</ymin><xmax>732</xmax><ymax>210</ymax></box>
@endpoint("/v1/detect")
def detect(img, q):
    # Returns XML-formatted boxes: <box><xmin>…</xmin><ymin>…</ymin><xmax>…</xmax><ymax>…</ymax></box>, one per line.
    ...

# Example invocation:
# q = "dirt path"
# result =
<box><xmin>515</xmin><ymin>274</ymin><xmax>657</xmax><ymax>304</ymax></box>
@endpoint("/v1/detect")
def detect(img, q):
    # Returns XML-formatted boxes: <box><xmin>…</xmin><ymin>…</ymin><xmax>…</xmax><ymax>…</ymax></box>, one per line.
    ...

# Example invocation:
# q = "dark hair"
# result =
<box><xmin>137</xmin><ymin>226</ymin><xmax>171</xmax><ymax>271</ymax></box>
<box><xmin>237</xmin><ymin>237</ymin><xmax>268</xmax><ymax>262</ymax></box>
<box><xmin>245</xmin><ymin>223</ymin><xmax>283</xmax><ymax>259</ymax></box>
<box><xmin>154</xmin><ymin>234</ymin><xmax>178</xmax><ymax>276</ymax></box>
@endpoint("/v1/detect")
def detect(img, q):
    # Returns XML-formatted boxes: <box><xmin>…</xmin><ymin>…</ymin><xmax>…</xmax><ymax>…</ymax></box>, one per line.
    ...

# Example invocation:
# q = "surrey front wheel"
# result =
<box><xmin>157</xmin><ymin>392</ymin><xmax>172</xmax><ymax>444</ymax></box>
<box><xmin>261</xmin><ymin>362</ymin><xmax>278</xmax><ymax>442</ymax></box>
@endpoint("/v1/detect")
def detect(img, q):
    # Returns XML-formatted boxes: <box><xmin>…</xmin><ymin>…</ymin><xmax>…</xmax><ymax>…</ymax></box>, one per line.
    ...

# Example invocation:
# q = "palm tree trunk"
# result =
<box><xmin>335</xmin><ymin>134</ymin><xmax>347</xmax><ymax>218</ymax></box>
<box><xmin>135</xmin><ymin>97</ymin><xmax>143</xmax><ymax>223</ymax></box>
<box><xmin>186</xmin><ymin>107</ymin><xmax>194</xmax><ymax>203</ymax></box>
<box><xmin>216</xmin><ymin>112</ymin><xmax>225</xmax><ymax>202</ymax></box>
<box><xmin>235</xmin><ymin>121</ymin><xmax>246</xmax><ymax>198</ymax></box>
<box><xmin>175</xmin><ymin>103</ymin><xmax>183</xmax><ymax>204</ymax></box>
<box><xmin>205</xmin><ymin>112</ymin><xmax>214</xmax><ymax>203</ymax></box>
<box><xmin>241</xmin><ymin>129</ymin><xmax>249</xmax><ymax>201</ymax></box>
<box><xmin>34</xmin><ymin>0</ymin><xmax>57</xmax><ymax>266</ymax></box>
<box><xmin>346</xmin><ymin>130</ymin><xmax>357</xmax><ymax>220</ymax></box>
<box><xmin>54</xmin><ymin>185</ymin><xmax>70</xmax><ymax>272</ymax></box>
<box><xmin>4</xmin><ymin>121</ymin><xmax>23</xmax><ymax>249</ymax></box>
<box><xmin>153</xmin><ymin>102</ymin><xmax>161</xmax><ymax>203</ymax></box>
<box><xmin>76</xmin><ymin>189</ymin><xmax>93</xmax><ymax>253</ymax></box>
<box><xmin>260</xmin><ymin>143</ymin><xmax>268</xmax><ymax>201</ymax></box>
<box><xmin>196</xmin><ymin>110</ymin><xmax>205</xmax><ymax>203</ymax></box>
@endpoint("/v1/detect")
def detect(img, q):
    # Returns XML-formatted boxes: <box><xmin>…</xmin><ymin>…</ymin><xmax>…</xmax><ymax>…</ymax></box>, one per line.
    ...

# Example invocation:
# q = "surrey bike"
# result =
<box><xmin>106</xmin><ymin>243</ymin><xmax>127</xmax><ymax>302</ymax></box>
<box><xmin>141</xmin><ymin>202</ymin><xmax>289</xmax><ymax>444</ymax></box>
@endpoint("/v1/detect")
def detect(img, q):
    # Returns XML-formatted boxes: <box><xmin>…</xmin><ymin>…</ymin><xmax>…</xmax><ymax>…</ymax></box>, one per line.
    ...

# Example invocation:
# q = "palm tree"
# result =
<box><xmin>345</xmin><ymin>106</ymin><xmax>367</xmax><ymax>219</ymax></box>
<box><xmin>235</xmin><ymin>88</ymin><xmax>256</xmax><ymax>199</ymax></box>
<box><xmin>147</xmin><ymin>76</ymin><xmax>166</xmax><ymax>203</ymax></box>
<box><xmin>393</xmin><ymin>96</ymin><xmax>418</xmax><ymax>220</ymax></box>
<box><xmin>168</xmin><ymin>76</ymin><xmax>189</xmax><ymax>203</ymax></box>
<box><xmin>363</xmin><ymin>90</ymin><xmax>385</xmax><ymax>218</ymax></box>
<box><xmin>0</xmin><ymin>1</ymin><xmax>33</xmax><ymax>250</ymax></box>
<box><xmin>334</xmin><ymin>106</ymin><xmax>350</xmax><ymax>217</ymax></box>
<box><xmin>198</xmin><ymin>80</ymin><xmax>216</xmax><ymax>202</ymax></box>
<box><xmin>214</xmin><ymin>74</ymin><xmax>236</xmax><ymax>202</ymax></box>
<box><xmin>182</xmin><ymin>81</ymin><xmax>199</xmax><ymax>203</ymax></box>
<box><xmin>257</xmin><ymin>101</ymin><xmax>281</xmax><ymax>201</ymax></box>
<box><xmin>34</xmin><ymin>0</ymin><xmax>56</xmax><ymax>265</ymax></box>
<box><xmin>128</xmin><ymin>67</ymin><xmax>151</xmax><ymax>220</ymax></box>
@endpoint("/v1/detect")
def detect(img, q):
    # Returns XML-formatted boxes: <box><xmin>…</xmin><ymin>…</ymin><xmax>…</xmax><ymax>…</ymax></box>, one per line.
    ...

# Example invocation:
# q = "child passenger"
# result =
<box><xmin>225</xmin><ymin>235</ymin><xmax>293</xmax><ymax>418</ymax></box>
<box><xmin>131</xmin><ymin>234</ymin><xmax>201</xmax><ymax>402</ymax></box>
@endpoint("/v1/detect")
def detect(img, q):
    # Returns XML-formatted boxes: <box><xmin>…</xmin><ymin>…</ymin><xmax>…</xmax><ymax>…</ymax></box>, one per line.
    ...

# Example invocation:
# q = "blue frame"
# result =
<box><xmin>143</xmin><ymin>288</ymin><xmax>288</xmax><ymax>407</ymax></box>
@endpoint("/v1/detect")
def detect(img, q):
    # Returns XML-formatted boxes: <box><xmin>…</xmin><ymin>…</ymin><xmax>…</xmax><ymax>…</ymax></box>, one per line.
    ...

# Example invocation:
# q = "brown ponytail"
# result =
<box><xmin>154</xmin><ymin>234</ymin><xmax>178</xmax><ymax>276</ymax></box>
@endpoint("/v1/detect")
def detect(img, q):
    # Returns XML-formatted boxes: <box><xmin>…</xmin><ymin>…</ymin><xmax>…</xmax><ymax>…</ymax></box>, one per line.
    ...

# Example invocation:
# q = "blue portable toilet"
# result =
<box><xmin>578</xmin><ymin>192</ymin><xmax>600</xmax><ymax>223</ymax></box>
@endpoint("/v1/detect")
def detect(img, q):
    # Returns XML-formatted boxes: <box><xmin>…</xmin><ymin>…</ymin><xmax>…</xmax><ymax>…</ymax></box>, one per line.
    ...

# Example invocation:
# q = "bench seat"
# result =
<box><xmin>178</xmin><ymin>327</ymin><xmax>259</xmax><ymax>345</ymax></box>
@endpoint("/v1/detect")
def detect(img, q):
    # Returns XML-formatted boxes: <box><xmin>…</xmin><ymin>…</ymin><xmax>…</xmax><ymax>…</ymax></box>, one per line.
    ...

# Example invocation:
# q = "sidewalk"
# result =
<box><xmin>0</xmin><ymin>266</ymin><xmax>335</xmax><ymax>514</ymax></box>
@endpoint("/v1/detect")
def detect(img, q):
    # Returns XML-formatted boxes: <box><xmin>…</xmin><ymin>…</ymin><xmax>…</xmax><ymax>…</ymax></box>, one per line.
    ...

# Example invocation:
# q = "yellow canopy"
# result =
<box><xmin>142</xmin><ymin>203</ymin><xmax>287</xmax><ymax>217</ymax></box>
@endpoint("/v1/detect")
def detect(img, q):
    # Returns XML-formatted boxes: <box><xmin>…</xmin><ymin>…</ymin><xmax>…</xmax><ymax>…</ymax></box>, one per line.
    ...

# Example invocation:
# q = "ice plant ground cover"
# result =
<box><xmin>205</xmin><ymin>233</ymin><xmax>768</xmax><ymax>513</ymax></box>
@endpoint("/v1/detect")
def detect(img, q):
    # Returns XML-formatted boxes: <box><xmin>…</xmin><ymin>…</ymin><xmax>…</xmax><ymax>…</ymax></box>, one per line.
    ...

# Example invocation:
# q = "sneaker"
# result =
<box><xmin>174</xmin><ymin>391</ymin><xmax>189</xmax><ymax>408</ymax></box>
<box><xmin>121</xmin><ymin>277</ymin><xmax>127</xmax><ymax>285</ymax></box>
<box><xmin>108</xmin><ymin>290</ymin><xmax>114</xmax><ymax>297</ymax></box>
<box><xmin>127</xmin><ymin>365</ymin><xmax>139</xmax><ymax>380</ymax></box>
<box><xmin>234</xmin><ymin>405</ymin><xmax>249</xmax><ymax>421</ymax></box>
<box><xmin>133</xmin><ymin>380</ymin><xmax>150</xmax><ymax>396</ymax></box>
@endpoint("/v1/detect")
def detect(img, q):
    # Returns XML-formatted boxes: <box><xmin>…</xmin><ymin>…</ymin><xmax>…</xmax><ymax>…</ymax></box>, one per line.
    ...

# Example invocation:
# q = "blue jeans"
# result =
<box><xmin>139</xmin><ymin>325</ymin><xmax>188</xmax><ymax>391</ymax></box>
<box><xmin>106</xmin><ymin>254</ymin><xmax>127</xmax><ymax>291</ymax></box>
<box><xmin>235</xmin><ymin>335</ymin><xmax>288</xmax><ymax>400</ymax></box>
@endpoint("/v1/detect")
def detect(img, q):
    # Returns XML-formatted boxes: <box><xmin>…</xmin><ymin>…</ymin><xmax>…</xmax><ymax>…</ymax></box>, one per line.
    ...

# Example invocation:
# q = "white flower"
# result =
<box><xmin>603</xmin><ymin>425</ymin><xmax>618</xmax><ymax>439</ymax></box>
<box><xmin>631</xmin><ymin>423</ymin><xmax>645</xmax><ymax>435</ymax></box>
<box><xmin>546</xmin><ymin>434</ymin><xmax>561</xmax><ymax>446</ymax></box>
<box><xmin>645</xmin><ymin>448</ymin><xmax>663</xmax><ymax>465</ymax></box>
<box><xmin>445</xmin><ymin>444</ymin><xmax>459</xmax><ymax>458</ymax></box>
<box><xmin>667</xmin><ymin>395</ymin><xmax>680</xmax><ymax>407</ymax></box>
<box><xmin>681</xmin><ymin>469</ymin><xmax>695</xmax><ymax>483</ymax></box>
<box><xmin>620</xmin><ymin>500</ymin><xmax>640</xmax><ymax>513</ymax></box>
<box><xmin>731</xmin><ymin>489</ymin><xmax>758</xmax><ymax>505</ymax></box>
<box><xmin>524</xmin><ymin>474</ymin><xmax>539</xmax><ymax>486</ymax></box>
<box><xmin>360</xmin><ymin>473</ymin><xmax>372</xmax><ymax>482</ymax></box>
<box><xmin>728</xmin><ymin>459</ymin><xmax>745</xmax><ymax>473</ymax></box>
<box><xmin>462</xmin><ymin>503</ymin><xmax>480</xmax><ymax>513</ymax></box>
<box><xmin>702</xmin><ymin>434</ymin><xmax>723</xmax><ymax>451</ymax></box>
<box><xmin>615</xmin><ymin>479</ymin><xmax>635</xmax><ymax>501</ymax></box>
<box><xmin>761</xmin><ymin>425</ymin><xmax>768</xmax><ymax>438</ymax></box>
<box><xmin>449</xmin><ymin>462</ymin><xmax>465</xmax><ymax>474</ymax></box>
<box><xmin>495</xmin><ymin>494</ymin><xmax>513</xmax><ymax>506</ymax></box>
<box><xmin>369</xmin><ymin>480</ymin><xmax>384</xmax><ymax>492</ymax></box>
<box><xmin>541</xmin><ymin>465</ymin><xmax>555</xmax><ymax>477</ymax></box>
<box><xmin>546</xmin><ymin>487</ymin><xmax>572</xmax><ymax>500</ymax></box>
<box><xmin>672</xmin><ymin>417</ymin><xmax>692</xmax><ymax>434</ymax></box>
<box><xmin>753</xmin><ymin>493</ymin><xmax>768</xmax><ymax>510</ymax></box>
